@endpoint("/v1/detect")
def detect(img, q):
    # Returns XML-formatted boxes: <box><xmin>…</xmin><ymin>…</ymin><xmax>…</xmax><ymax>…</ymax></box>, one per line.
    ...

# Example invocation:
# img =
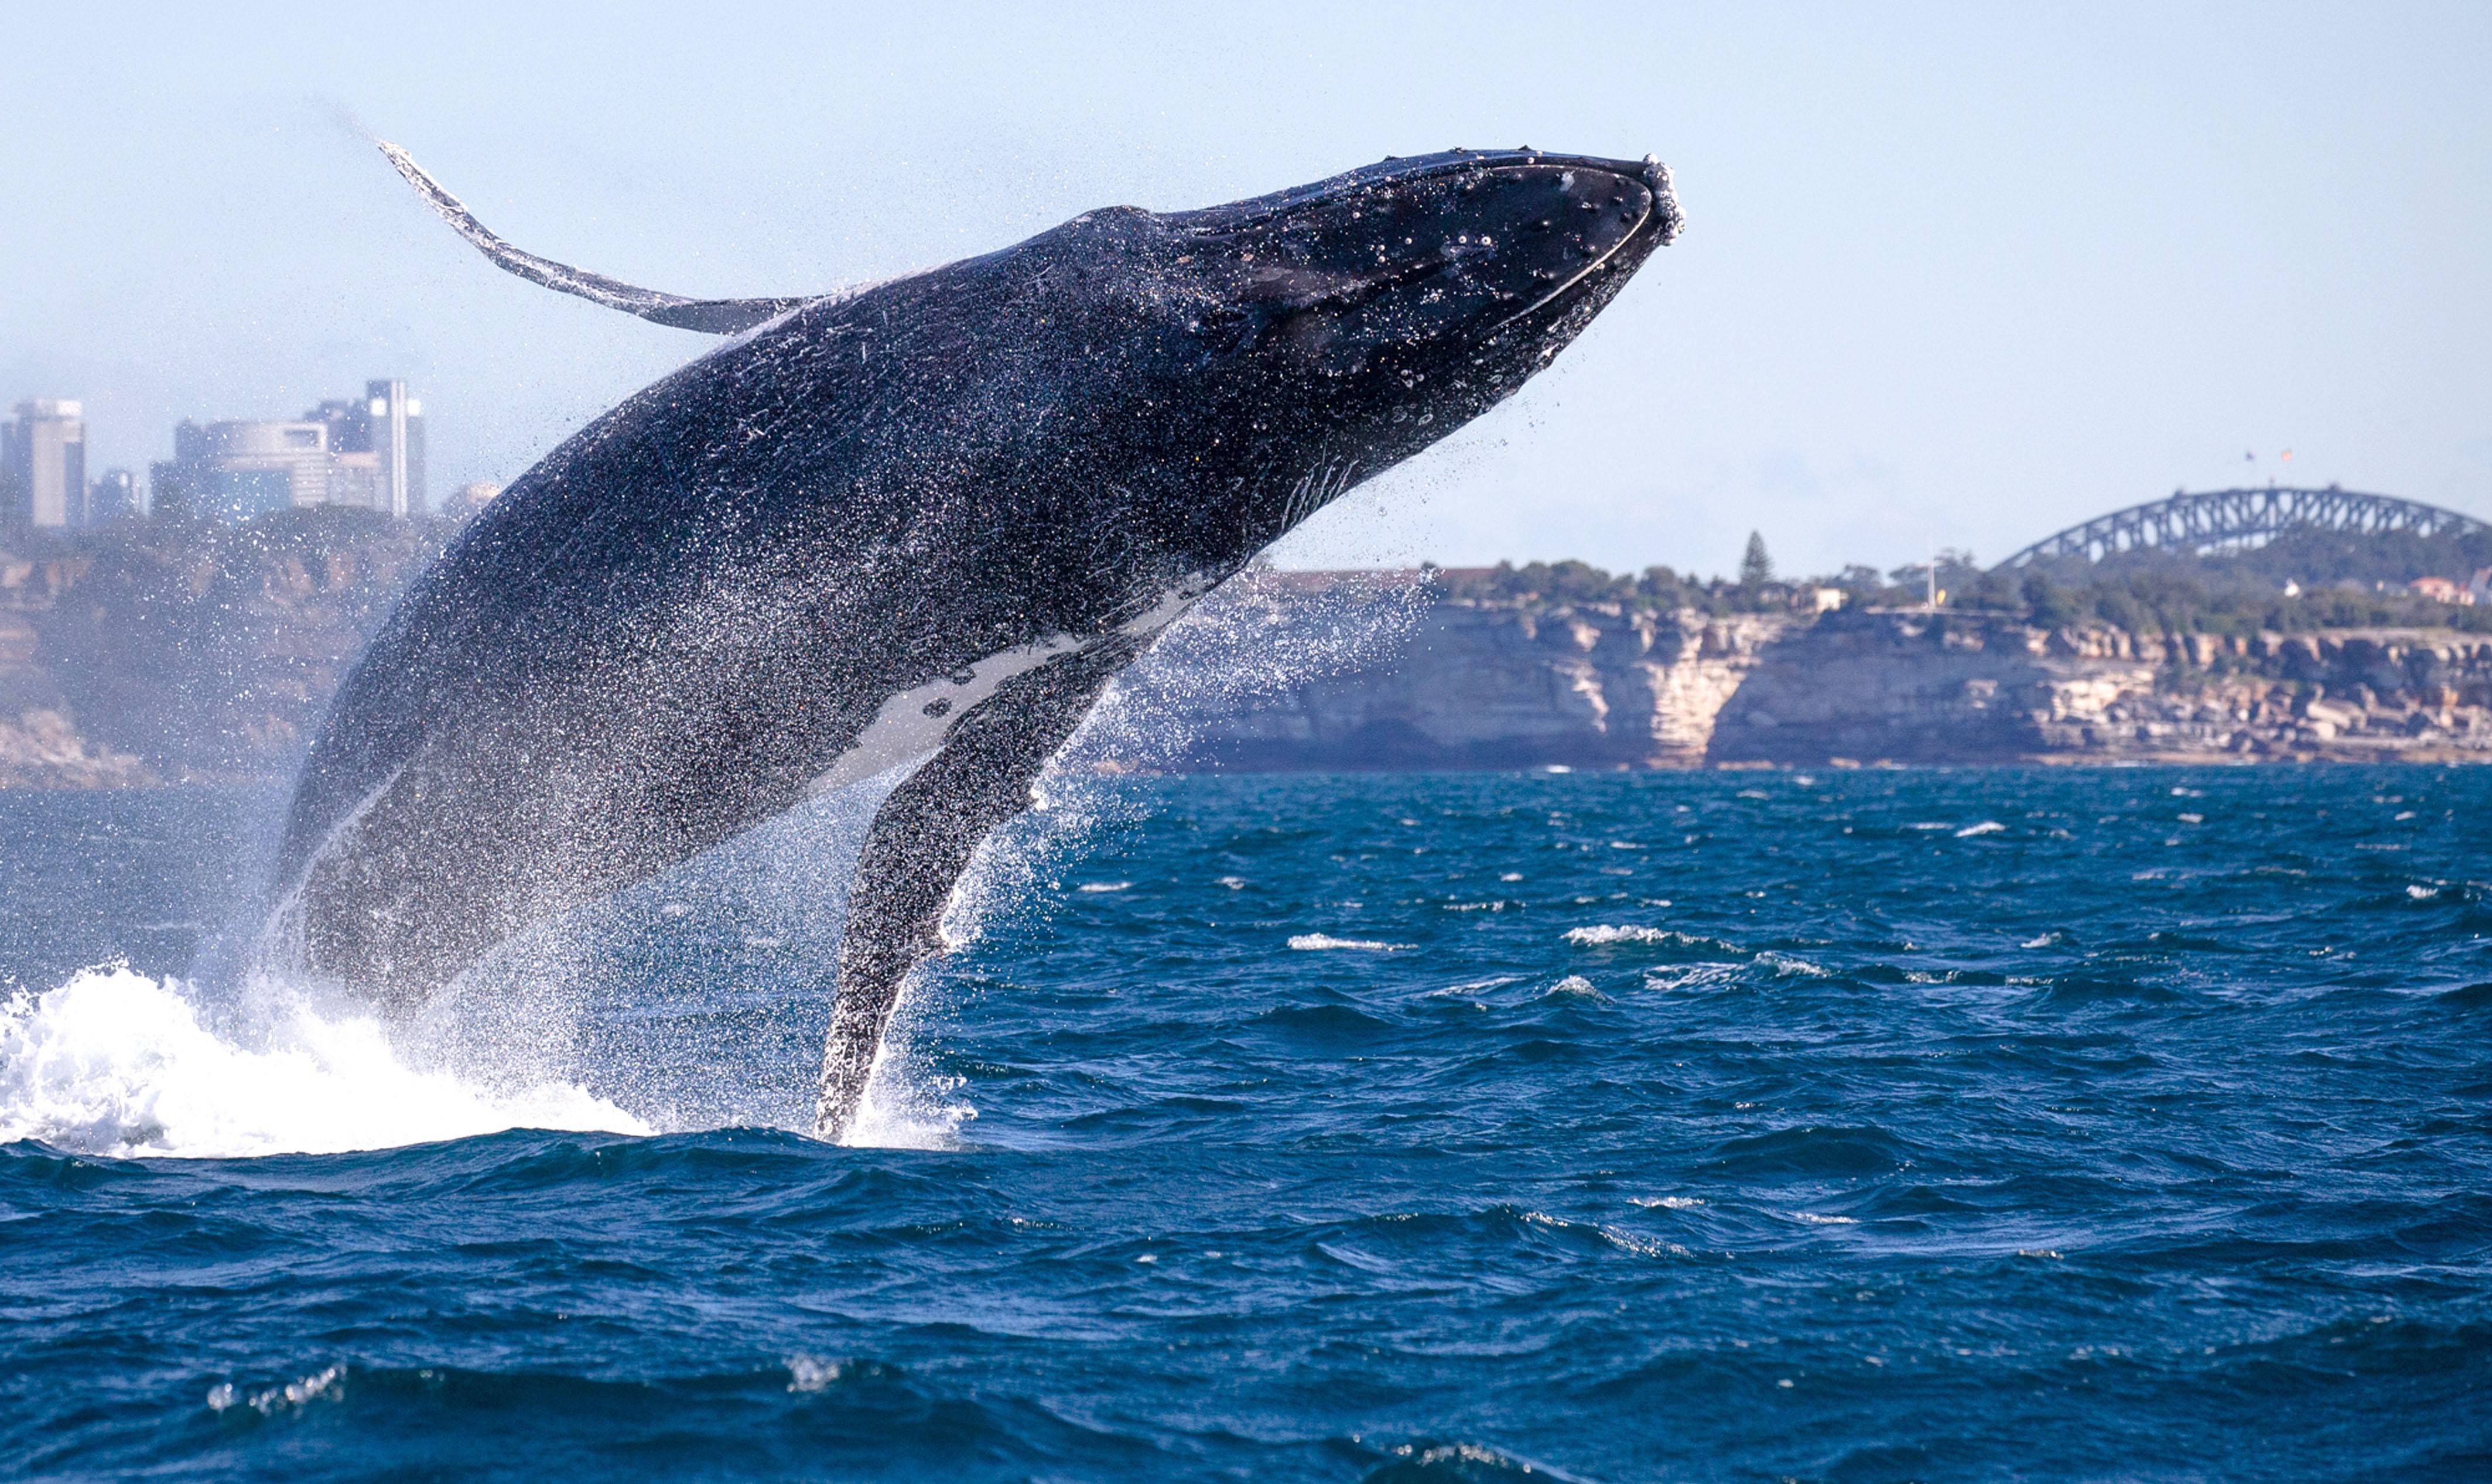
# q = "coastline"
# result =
<box><xmin>1086</xmin><ymin>579</ymin><xmax>2492</xmax><ymax>774</ymax></box>
<box><xmin>7</xmin><ymin>546</ymin><xmax>2491</xmax><ymax>789</ymax></box>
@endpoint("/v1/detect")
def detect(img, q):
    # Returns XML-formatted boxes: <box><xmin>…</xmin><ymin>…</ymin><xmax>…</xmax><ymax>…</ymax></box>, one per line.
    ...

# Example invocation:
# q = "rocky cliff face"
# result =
<box><xmin>0</xmin><ymin>613</ymin><xmax>151</xmax><ymax>788</ymax></box>
<box><xmin>1711</xmin><ymin>611</ymin><xmax>2492</xmax><ymax>764</ymax></box>
<box><xmin>1102</xmin><ymin>579</ymin><xmax>2492</xmax><ymax>770</ymax></box>
<box><xmin>5</xmin><ymin>542</ymin><xmax>2488</xmax><ymax>788</ymax></box>
<box><xmin>1099</xmin><ymin>583</ymin><xmax>1798</xmax><ymax>770</ymax></box>
<box><xmin>0</xmin><ymin>516</ymin><xmax>449</xmax><ymax>787</ymax></box>
<box><xmin>0</xmin><ymin>565</ymin><xmax>152</xmax><ymax>787</ymax></box>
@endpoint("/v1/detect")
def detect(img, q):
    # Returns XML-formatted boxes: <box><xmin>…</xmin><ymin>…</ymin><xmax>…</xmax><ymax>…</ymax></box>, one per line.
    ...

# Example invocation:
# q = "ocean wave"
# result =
<box><xmin>0</xmin><ymin>967</ymin><xmax>647</xmax><ymax>1159</ymax></box>
<box><xmin>1367</xmin><ymin>1439</ymin><xmax>1593</xmax><ymax>1482</ymax></box>
<box><xmin>208</xmin><ymin>1364</ymin><xmax>345</xmax><ymax>1416</ymax></box>
<box><xmin>1643</xmin><ymin>963</ymin><xmax>1745</xmax><ymax>992</ymax></box>
<box><xmin>1756</xmin><ymin>950</ymin><xmax>1830</xmax><ymax>977</ymax></box>
<box><xmin>1700</xmin><ymin>1124</ymin><xmax>1920</xmax><ymax>1178</ymax></box>
<box><xmin>1563</xmin><ymin>925</ymin><xmax>1734</xmax><ymax>952</ymax></box>
<box><xmin>1288</xmin><ymin>934</ymin><xmax>1412</xmax><ymax>952</ymax></box>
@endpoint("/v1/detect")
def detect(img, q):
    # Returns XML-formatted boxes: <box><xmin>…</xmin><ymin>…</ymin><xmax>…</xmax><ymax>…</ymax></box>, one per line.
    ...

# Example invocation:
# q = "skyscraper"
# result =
<box><xmin>88</xmin><ymin>468</ymin><xmax>142</xmax><ymax>523</ymax></box>
<box><xmin>305</xmin><ymin>380</ymin><xmax>426</xmax><ymax>516</ymax></box>
<box><xmin>365</xmin><ymin>379</ymin><xmax>425</xmax><ymax>518</ymax></box>
<box><xmin>4</xmin><ymin>400</ymin><xmax>87</xmax><ymax>529</ymax></box>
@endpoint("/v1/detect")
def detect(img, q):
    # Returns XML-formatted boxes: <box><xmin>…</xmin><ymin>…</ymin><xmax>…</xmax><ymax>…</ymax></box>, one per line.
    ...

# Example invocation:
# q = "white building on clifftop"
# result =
<box><xmin>3</xmin><ymin>400</ymin><xmax>87</xmax><ymax>529</ymax></box>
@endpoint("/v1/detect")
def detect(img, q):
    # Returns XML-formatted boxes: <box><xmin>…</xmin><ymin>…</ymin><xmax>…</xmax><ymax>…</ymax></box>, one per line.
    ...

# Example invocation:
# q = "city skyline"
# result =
<box><xmin>2</xmin><ymin>378</ymin><xmax>429</xmax><ymax>528</ymax></box>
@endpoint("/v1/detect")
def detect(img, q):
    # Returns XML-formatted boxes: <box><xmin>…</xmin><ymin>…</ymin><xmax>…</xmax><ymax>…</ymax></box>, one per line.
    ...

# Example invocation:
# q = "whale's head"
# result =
<box><xmin>1006</xmin><ymin>149</ymin><xmax>1679</xmax><ymax>560</ymax></box>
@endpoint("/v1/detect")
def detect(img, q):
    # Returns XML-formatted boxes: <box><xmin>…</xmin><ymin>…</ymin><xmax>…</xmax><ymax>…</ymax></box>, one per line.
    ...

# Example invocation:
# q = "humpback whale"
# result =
<box><xmin>269</xmin><ymin>141</ymin><xmax>1680</xmax><ymax>1138</ymax></box>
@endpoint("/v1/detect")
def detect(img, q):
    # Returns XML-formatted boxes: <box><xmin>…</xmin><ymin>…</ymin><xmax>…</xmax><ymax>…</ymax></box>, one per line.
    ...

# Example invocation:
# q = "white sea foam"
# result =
<box><xmin>1756</xmin><ymin>951</ymin><xmax>1831</xmax><ymax>978</ymax></box>
<box><xmin>785</xmin><ymin>1356</ymin><xmax>846</xmax><ymax>1393</ymax></box>
<box><xmin>1287</xmin><ymin>934</ymin><xmax>1411</xmax><ymax>952</ymax></box>
<box><xmin>1076</xmin><ymin>881</ymin><xmax>1132</xmax><ymax>894</ymax></box>
<box><xmin>0</xmin><ymin>967</ymin><xmax>647</xmax><ymax>1159</ymax></box>
<box><xmin>842</xmin><ymin>1045</ymin><xmax>975</xmax><ymax>1151</ymax></box>
<box><xmin>1643</xmin><ymin>964</ymin><xmax>1744</xmax><ymax>991</ymax></box>
<box><xmin>1564</xmin><ymin>924</ymin><xmax>1703</xmax><ymax>947</ymax></box>
<box><xmin>208</xmin><ymin>1364</ymin><xmax>346</xmax><ymax>1415</ymax></box>
<box><xmin>1956</xmin><ymin>820</ymin><xmax>2006</xmax><ymax>837</ymax></box>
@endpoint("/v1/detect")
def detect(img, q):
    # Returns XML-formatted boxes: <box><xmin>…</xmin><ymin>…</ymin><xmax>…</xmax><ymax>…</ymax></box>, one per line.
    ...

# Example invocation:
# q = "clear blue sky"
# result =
<box><xmin>4</xmin><ymin>2</ymin><xmax>2487</xmax><ymax>577</ymax></box>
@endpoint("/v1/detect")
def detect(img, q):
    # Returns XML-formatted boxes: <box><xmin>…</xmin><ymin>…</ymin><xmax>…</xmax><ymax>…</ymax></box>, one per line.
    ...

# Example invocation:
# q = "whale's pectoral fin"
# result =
<box><xmin>377</xmin><ymin>139</ymin><xmax>810</xmax><ymax>335</ymax></box>
<box><xmin>812</xmin><ymin>643</ymin><xmax>1133</xmax><ymax>1141</ymax></box>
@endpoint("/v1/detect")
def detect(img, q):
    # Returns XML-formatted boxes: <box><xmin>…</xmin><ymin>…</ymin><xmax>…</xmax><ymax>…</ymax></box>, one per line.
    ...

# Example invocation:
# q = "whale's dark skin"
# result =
<box><xmin>271</xmin><ymin>142</ymin><xmax>1680</xmax><ymax>1137</ymax></box>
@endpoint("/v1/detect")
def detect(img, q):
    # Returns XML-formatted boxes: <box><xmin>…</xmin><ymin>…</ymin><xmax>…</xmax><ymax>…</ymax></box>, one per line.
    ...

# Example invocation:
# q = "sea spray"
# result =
<box><xmin>1067</xmin><ymin>566</ymin><xmax>1435</xmax><ymax>775</ymax></box>
<box><xmin>842</xmin><ymin>1014</ymin><xmax>976</xmax><ymax>1151</ymax></box>
<box><xmin>0</xmin><ymin>966</ymin><xmax>644</xmax><ymax>1158</ymax></box>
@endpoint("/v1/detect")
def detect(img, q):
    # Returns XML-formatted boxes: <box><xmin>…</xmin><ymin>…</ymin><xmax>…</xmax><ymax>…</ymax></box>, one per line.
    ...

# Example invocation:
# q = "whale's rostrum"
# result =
<box><xmin>269</xmin><ymin>141</ymin><xmax>1680</xmax><ymax>1139</ymax></box>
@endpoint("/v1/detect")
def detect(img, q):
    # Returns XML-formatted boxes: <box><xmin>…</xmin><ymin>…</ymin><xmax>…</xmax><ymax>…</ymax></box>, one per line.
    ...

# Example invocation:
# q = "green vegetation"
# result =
<box><xmin>1433</xmin><ymin>525</ymin><xmax>2492</xmax><ymax>635</ymax></box>
<box><xmin>1738</xmin><ymin>531</ymin><xmax>1774</xmax><ymax>589</ymax></box>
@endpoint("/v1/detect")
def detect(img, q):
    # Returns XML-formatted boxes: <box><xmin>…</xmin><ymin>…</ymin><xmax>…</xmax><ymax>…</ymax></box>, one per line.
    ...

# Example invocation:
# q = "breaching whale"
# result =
<box><xmin>268</xmin><ymin>141</ymin><xmax>1680</xmax><ymax>1138</ymax></box>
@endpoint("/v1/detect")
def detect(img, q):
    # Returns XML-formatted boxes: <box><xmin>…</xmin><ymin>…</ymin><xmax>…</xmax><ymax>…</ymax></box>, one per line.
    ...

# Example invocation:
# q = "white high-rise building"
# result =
<box><xmin>4</xmin><ymin>400</ymin><xmax>87</xmax><ymax>528</ymax></box>
<box><xmin>364</xmin><ymin>379</ymin><xmax>425</xmax><ymax>518</ymax></box>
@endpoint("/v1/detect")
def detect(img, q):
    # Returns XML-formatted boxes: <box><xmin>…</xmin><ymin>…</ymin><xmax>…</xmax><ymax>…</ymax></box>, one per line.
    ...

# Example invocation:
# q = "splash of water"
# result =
<box><xmin>0</xmin><ymin>967</ymin><xmax>647</xmax><ymax>1158</ymax></box>
<box><xmin>1</xmin><ymin>573</ymin><xmax>1426</xmax><ymax>1164</ymax></box>
<box><xmin>843</xmin><ymin>1020</ymin><xmax>975</xmax><ymax>1151</ymax></box>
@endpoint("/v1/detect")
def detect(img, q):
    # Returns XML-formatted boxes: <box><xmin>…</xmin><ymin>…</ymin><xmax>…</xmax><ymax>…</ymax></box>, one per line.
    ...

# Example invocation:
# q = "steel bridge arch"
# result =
<box><xmin>1994</xmin><ymin>485</ymin><xmax>2490</xmax><ymax>570</ymax></box>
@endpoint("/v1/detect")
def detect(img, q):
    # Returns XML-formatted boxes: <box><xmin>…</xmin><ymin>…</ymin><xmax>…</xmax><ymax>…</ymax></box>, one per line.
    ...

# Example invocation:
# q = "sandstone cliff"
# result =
<box><xmin>1709</xmin><ymin>611</ymin><xmax>2492</xmax><ymax>765</ymax></box>
<box><xmin>1099</xmin><ymin>577</ymin><xmax>2492</xmax><ymax>770</ymax></box>
<box><xmin>0</xmin><ymin>515</ymin><xmax>449</xmax><ymax>788</ymax></box>
<box><xmin>1096</xmin><ymin>582</ymin><xmax>1796</xmax><ymax>770</ymax></box>
<box><xmin>6</xmin><ymin>538</ymin><xmax>2489</xmax><ymax>787</ymax></box>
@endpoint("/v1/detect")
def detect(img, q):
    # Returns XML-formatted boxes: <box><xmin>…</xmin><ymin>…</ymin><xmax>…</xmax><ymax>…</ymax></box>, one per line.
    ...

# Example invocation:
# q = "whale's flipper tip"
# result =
<box><xmin>1641</xmin><ymin>155</ymin><xmax>1684</xmax><ymax>245</ymax></box>
<box><xmin>372</xmin><ymin>138</ymin><xmax>808</xmax><ymax>336</ymax></box>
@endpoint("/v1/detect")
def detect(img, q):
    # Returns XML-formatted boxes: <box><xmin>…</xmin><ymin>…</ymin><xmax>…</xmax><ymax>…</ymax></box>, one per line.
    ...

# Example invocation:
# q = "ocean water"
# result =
<box><xmin>2</xmin><ymin>765</ymin><xmax>2487</xmax><ymax>1482</ymax></box>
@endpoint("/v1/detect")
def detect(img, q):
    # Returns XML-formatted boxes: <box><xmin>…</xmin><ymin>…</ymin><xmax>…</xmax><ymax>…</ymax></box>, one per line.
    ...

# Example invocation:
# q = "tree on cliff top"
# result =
<box><xmin>1739</xmin><ymin>532</ymin><xmax>1774</xmax><ymax>589</ymax></box>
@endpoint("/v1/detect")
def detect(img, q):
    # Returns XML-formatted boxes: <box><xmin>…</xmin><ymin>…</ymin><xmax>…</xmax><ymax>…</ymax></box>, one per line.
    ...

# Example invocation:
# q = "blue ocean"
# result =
<box><xmin>2</xmin><ymin>765</ymin><xmax>2487</xmax><ymax>1481</ymax></box>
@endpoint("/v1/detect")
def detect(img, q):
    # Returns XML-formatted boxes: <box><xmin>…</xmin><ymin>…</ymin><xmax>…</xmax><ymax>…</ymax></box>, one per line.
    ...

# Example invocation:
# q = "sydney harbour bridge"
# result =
<box><xmin>1993</xmin><ymin>485</ymin><xmax>2489</xmax><ymax>570</ymax></box>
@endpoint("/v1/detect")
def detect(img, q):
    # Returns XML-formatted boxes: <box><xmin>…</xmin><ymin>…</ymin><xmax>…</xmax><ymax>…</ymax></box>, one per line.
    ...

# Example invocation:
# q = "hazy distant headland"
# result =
<box><xmin>4</xmin><ymin>508</ymin><xmax>2491</xmax><ymax>788</ymax></box>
